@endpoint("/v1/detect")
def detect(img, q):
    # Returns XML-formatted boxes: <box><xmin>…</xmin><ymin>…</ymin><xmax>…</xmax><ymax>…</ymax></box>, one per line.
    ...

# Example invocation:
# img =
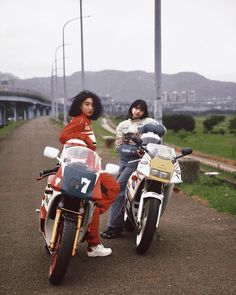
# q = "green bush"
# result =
<box><xmin>218</xmin><ymin>128</ymin><xmax>225</xmax><ymax>135</ymax></box>
<box><xmin>163</xmin><ymin>114</ymin><xmax>195</xmax><ymax>132</ymax></box>
<box><xmin>203</xmin><ymin>115</ymin><xmax>225</xmax><ymax>132</ymax></box>
<box><xmin>229</xmin><ymin>116</ymin><xmax>236</xmax><ymax>134</ymax></box>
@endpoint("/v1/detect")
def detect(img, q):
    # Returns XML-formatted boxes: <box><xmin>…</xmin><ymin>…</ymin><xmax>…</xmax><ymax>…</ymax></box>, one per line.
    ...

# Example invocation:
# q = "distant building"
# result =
<box><xmin>100</xmin><ymin>88</ymin><xmax>235</xmax><ymax>115</ymax></box>
<box><xmin>0</xmin><ymin>77</ymin><xmax>14</xmax><ymax>90</ymax></box>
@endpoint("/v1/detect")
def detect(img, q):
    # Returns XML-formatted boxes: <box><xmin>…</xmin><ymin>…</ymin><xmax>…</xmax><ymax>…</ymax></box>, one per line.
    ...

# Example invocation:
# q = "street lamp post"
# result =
<box><xmin>154</xmin><ymin>0</ymin><xmax>162</xmax><ymax>123</ymax></box>
<box><xmin>79</xmin><ymin>0</ymin><xmax>85</xmax><ymax>90</ymax></box>
<box><xmin>50</xmin><ymin>62</ymin><xmax>55</xmax><ymax>118</ymax></box>
<box><xmin>53</xmin><ymin>43</ymin><xmax>71</xmax><ymax>121</ymax></box>
<box><xmin>54</xmin><ymin>44</ymin><xmax>64</xmax><ymax>119</ymax></box>
<box><xmin>62</xmin><ymin>14</ymin><xmax>90</xmax><ymax>124</ymax></box>
<box><xmin>62</xmin><ymin>17</ymin><xmax>80</xmax><ymax>125</ymax></box>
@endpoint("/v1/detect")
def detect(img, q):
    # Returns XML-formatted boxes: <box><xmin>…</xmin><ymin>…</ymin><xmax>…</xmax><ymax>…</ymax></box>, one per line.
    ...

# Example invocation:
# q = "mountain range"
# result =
<box><xmin>1</xmin><ymin>70</ymin><xmax>236</xmax><ymax>102</ymax></box>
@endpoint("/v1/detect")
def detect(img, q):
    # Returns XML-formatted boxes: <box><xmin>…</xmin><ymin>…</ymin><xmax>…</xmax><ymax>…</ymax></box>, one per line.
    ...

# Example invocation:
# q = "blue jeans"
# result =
<box><xmin>107</xmin><ymin>161</ymin><xmax>138</xmax><ymax>231</ymax></box>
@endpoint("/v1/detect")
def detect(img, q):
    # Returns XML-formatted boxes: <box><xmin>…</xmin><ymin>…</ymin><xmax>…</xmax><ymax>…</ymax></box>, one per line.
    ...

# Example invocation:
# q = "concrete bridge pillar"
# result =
<box><xmin>28</xmin><ymin>105</ymin><xmax>35</xmax><ymax>119</ymax></box>
<box><xmin>36</xmin><ymin>108</ymin><xmax>41</xmax><ymax>118</ymax></box>
<box><xmin>0</xmin><ymin>104</ymin><xmax>6</xmax><ymax>126</ymax></box>
<box><xmin>23</xmin><ymin>109</ymin><xmax>27</xmax><ymax>120</ymax></box>
<box><xmin>0</xmin><ymin>109</ymin><xmax>2</xmax><ymax>126</ymax></box>
<box><xmin>13</xmin><ymin>103</ymin><xmax>17</xmax><ymax>122</ymax></box>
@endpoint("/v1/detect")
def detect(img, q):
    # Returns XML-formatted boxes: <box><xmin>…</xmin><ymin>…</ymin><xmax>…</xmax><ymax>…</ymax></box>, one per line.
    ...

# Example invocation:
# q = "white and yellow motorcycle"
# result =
<box><xmin>120</xmin><ymin>132</ymin><xmax>192</xmax><ymax>254</ymax></box>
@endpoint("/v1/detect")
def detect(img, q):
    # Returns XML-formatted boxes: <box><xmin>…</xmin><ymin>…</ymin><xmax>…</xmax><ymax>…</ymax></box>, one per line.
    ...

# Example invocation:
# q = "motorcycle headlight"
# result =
<box><xmin>150</xmin><ymin>169</ymin><xmax>170</xmax><ymax>180</ymax></box>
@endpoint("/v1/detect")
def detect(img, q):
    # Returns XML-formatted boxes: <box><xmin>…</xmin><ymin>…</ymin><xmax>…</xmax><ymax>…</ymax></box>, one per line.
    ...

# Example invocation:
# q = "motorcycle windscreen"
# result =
<box><xmin>61</xmin><ymin>165</ymin><xmax>96</xmax><ymax>200</ymax></box>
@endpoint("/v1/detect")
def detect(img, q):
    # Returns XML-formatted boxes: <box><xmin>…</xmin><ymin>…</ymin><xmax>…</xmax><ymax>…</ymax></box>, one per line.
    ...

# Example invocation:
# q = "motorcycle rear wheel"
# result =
<box><xmin>48</xmin><ymin>218</ymin><xmax>76</xmax><ymax>285</ymax></box>
<box><xmin>136</xmin><ymin>198</ymin><xmax>160</xmax><ymax>255</ymax></box>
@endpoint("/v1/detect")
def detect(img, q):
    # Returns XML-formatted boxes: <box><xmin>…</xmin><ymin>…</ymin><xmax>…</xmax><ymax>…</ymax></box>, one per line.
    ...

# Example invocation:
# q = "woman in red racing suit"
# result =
<box><xmin>59</xmin><ymin>90</ymin><xmax>119</xmax><ymax>257</ymax></box>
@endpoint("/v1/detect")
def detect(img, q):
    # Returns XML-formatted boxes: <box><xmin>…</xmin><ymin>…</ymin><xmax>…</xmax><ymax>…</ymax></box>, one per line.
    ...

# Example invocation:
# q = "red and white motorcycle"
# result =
<box><xmin>37</xmin><ymin>140</ymin><xmax>104</xmax><ymax>284</ymax></box>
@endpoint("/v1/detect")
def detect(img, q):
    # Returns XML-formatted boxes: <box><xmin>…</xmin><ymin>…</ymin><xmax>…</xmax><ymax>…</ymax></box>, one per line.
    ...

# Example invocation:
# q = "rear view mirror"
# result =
<box><xmin>105</xmin><ymin>163</ymin><xmax>120</xmax><ymax>176</ymax></box>
<box><xmin>181</xmin><ymin>148</ymin><xmax>193</xmax><ymax>156</ymax></box>
<box><xmin>44</xmin><ymin>146</ymin><xmax>60</xmax><ymax>159</ymax></box>
<box><xmin>175</xmin><ymin>147</ymin><xmax>193</xmax><ymax>160</ymax></box>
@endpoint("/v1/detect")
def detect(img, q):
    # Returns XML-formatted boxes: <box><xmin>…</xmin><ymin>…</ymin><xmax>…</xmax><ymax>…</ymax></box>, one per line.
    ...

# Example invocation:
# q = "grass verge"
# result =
<box><xmin>0</xmin><ymin>120</ymin><xmax>25</xmax><ymax>141</ymax></box>
<box><xmin>180</xmin><ymin>173</ymin><xmax>236</xmax><ymax>216</ymax></box>
<box><xmin>92</xmin><ymin>118</ymin><xmax>118</xmax><ymax>159</ymax></box>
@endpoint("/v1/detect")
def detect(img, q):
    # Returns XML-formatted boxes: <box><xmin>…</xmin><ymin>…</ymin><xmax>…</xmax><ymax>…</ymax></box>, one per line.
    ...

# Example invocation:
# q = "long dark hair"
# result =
<box><xmin>69</xmin><ymin>90</ymin><xmax>103</xmax><ymax>120</ymax></box>
<box><xmin>128</xmin><ymin>99</ymin><xmax>149</xmax><ymax>119</ymax></box>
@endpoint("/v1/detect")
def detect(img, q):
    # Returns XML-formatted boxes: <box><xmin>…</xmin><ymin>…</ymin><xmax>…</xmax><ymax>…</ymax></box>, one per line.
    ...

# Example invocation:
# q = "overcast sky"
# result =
<box><xmin>1</xmin><ymin>0</ymin><xmax>236</xmax><ymax>82</ymax></box>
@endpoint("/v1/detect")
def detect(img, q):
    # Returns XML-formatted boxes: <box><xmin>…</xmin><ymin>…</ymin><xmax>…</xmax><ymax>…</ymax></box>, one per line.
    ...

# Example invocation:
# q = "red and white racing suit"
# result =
<box><xmin>59</xmin><ymin>113</ymin><xmax>120</xmax><ymax>246</ymax></box>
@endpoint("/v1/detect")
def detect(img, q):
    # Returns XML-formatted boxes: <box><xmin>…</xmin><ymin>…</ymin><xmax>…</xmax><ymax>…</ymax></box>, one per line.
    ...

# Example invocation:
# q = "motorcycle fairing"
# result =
<box><xmin>126</xmin><ymin>172</ymin><xmax>145</xmax><ymax>202</ymax></box>
<box><xmin>61</xmin><ymin>165</ymin><xmax>96</xmax><ymax>200</ymax></box>
<box><xmin>137</xmin><ymin>154</ymin><xmax>151</xmax><ymax>177</ymax></box>
<box><xmin>136</xmin><ymin>191</ymin><xmax>163</xmax><ymax>229</ymax></box>
<box><xmin>149</xmin><ymin>157</ymin><xmax>174</xmax><ymax>183</ymax></box>
<box><xmin>170</xmin><ymin>161</ymin><xmax>182</xmax><ymax>183</ymax></box>
<box><xmin>46</xmin><ymin>166</ymin><xmax>63</xmax><ymax>191</ymax></box>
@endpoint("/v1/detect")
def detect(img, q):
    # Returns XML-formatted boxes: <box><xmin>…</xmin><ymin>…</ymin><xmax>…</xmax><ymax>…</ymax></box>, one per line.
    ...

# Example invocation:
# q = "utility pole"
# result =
<box><xmin>50</xmin><ymin>63</ymin><xmax>55</xmax><ymax>118</ymax></box>
<box><xmin>79</xmin><ymin>0</ymin><xmax>85</xmax><ymax>90</ymax></box>
<box><xmin>154</xmin><ymin>0</ymin><xmax>162</xmax><ymax>123</ymax></box>
<box><xmin>54</xmin><ymin>45</ymin><xmax>63</xmax><ymax>120</ymax></box>
<box><xmin>62</xmin><ymin>16</ymin><xmax>90</xmax><ymax>124</ymax></box>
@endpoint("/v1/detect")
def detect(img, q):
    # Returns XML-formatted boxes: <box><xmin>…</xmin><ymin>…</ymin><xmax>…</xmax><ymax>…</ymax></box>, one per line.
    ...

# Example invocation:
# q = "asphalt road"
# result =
<box><xmin>0</xmin><ymin>117</ymin><xmax>236</xmax><ymax>295</ymax></box>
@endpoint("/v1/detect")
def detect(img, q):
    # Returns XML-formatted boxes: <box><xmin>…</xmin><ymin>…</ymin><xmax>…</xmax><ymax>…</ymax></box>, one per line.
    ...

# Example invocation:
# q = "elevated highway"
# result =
<box><xmin>0</xmin><ymin>86</ymin><xmax>51</xmax><ymax>126</ymax></box>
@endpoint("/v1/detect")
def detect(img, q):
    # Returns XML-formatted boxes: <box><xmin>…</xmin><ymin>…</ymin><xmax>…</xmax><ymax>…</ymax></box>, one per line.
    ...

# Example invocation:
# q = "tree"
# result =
<box><xmin>163</xmin><ymin>114</ymin><xmax>195</xmax><ymax>132</ymax></box>
<box><xmin>229</xmin><ymin>116</ymin><xmax>236</xmax><ymax>134</ymax></box>
<box><xmin>203</xmin><ymin>118</ymin><xmax>215</xmax><ymax>132</ymax></box>
<box><xmin>184</xmin><ymin>115</ymin><xmax>196</xmax><ymax>132</ymax></box>
<box><xmin>203</xmin><ymin>115</ymin><xmax>225</xmax><ymax>133</ymax></box>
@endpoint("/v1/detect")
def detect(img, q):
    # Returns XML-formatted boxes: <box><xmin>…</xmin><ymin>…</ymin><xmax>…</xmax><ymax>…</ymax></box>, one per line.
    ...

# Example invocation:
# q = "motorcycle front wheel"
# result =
<box><xmin>136</xmin><ymin>198</ymin><xmax>160</xmax><ymax>255</ymax></box>
<box><xmin>48</xmin><ymin>218</ymin><xmax>76</xmax><ymax>285</ymax></box>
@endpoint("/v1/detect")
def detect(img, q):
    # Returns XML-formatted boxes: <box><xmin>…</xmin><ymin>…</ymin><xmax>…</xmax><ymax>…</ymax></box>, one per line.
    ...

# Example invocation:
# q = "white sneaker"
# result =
<box><xmin>87</xmin><ymin>244</ymin><xmax>112</xmax><ymax>257</ymax></box>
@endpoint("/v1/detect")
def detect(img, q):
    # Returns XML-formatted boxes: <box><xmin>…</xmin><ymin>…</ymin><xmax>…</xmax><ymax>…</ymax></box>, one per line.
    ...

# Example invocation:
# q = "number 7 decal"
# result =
<box><xmin>81</xmin><ymin>177</ymin><xmax>91</xmax><ymax>193</ymax></box>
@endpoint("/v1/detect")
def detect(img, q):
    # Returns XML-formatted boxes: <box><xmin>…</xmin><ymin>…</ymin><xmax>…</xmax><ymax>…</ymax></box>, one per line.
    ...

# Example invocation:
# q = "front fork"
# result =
<box><xmin>49</xmin><ymin>208</ymin><xmax>62</xmax><ymax>249</ymax></box>
<box><xmin>49</xmin><ymin>201</ymin><xmax>85</xmax><ymax>256</ymax></box>
<box><xmin>136</xmin><ymin>191</ymin><xmax>164</xmax><ymax>228</ymax></box>
<box><xmin>72</xmin><ymin>209</ymin><xmax>84</xmax><ymax>256</ymax></box>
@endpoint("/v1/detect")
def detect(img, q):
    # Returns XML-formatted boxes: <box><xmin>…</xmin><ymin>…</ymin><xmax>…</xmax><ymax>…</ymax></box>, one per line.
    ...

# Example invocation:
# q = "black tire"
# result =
<box><xmin>48</xmin><ymin>218</ymin><xmax>76</xmax><ymax>285</ymax></box>
<box><xmin>136</xmin><ymin>198</ymin><xmax>160</xmax><ymax>255</ymax></box>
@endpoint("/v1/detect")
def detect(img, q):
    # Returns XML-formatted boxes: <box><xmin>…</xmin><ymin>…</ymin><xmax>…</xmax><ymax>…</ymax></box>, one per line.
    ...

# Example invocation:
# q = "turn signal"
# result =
<box><xmin>131</xmin><ymin>175</ymin><xmax>138</xmax><ymax>181</ymax></box>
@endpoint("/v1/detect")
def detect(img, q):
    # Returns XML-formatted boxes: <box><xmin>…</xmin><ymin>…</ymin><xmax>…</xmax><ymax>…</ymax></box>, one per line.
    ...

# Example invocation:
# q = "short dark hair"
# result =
<box><xmin>128</xmin><ymin>99</ymin><xmax>149</xmax><ymax>119</ymax></box>
<box><xmin>69</xmin><ymin>90</ymin><xmax>103</xmax><ymax>120</ymax></box>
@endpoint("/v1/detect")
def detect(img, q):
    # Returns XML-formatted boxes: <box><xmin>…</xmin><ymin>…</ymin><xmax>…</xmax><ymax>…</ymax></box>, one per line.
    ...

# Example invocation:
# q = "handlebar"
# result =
<box><xmin>40</xmin><ymin>167</ymin><xmax>59</xmax><ymax>176</ymax></box>
<box><xmin>36</xmin><ymin>166</ymin><xmax>59</xmax><ymax>181</ymax></box>
<box><xmin>131</xmin><ymin>135</ymin><xmax>143</xmax><ymax>146</ymax></box>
